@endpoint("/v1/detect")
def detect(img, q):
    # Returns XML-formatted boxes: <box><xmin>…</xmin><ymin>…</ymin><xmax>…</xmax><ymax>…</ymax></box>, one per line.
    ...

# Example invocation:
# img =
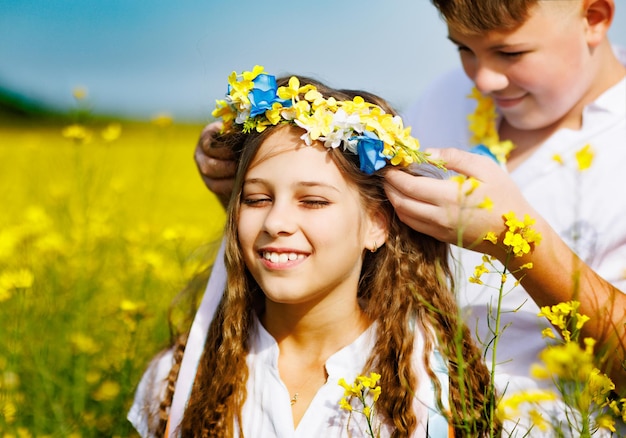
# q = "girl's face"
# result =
<box><xmin>237</xmin><ymin>128</ymin><xmax>386</xmax><ymax>310</ymax></box>
<box><xmin>449</xmin><ymin>1</ymin><xmax>599</xmax><ymax>131</ymax></box>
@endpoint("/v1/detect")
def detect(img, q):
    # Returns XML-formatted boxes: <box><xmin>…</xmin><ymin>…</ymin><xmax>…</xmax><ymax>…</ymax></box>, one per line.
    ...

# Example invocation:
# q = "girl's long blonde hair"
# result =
<box><xmin>157</xmin><ymin>78</ymin><xmax>497</xmax><ymax>437</ymax></box>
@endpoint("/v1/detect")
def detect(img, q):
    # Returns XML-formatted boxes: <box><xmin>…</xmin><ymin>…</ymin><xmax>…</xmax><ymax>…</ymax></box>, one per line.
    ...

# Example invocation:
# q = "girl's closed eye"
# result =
<box><xmin>300</xmin><ymin>198</ymin><xmax>331</xmax><ymax>208</ymax></box>
<box><xmin>242</xmin><ymin>196</ymin><xmax>272</xmax><ymax>207</ymax></box>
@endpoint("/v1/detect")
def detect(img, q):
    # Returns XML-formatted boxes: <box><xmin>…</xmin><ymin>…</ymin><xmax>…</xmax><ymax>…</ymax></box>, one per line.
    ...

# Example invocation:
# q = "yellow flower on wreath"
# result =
<box><xmin>213</xmin><ymin>65</ymin><xmax>440</xmax><ymax>175</ymax></box>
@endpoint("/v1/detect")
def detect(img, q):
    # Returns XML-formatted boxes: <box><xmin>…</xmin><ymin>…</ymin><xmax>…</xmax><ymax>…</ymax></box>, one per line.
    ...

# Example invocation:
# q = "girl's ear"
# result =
<box><xmin>365</xmin><ymin>210</ymin><xmax>389</xmax><ymax>253</ymax></box>
<box><xmin>583</xmin><ymin>0</ymin><xmax>614</xmax><ymax>47</ymax></box>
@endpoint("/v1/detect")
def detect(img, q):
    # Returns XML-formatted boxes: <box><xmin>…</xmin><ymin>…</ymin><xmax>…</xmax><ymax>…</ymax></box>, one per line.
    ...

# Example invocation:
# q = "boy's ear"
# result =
<box><xmin>365</xmin><ymin>210</ymin><xmax>388</xmax><ymax>253</ymax></box>
<box><xmin>584</xmin><ymin>0</ymin><xmax>614</xmax><ymax>47</ymax></box>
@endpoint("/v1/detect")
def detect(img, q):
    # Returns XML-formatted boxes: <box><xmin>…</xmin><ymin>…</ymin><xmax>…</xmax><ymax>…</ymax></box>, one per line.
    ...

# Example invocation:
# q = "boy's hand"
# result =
<box><xmin>384</xmin><ymin>148</ymin><xmax>537</xmax><ymax>258</ymax></box>
<box><xmin>194</xmin><ymin>121</ymin><xmax>236</xmax><ymax>208</ymax></box>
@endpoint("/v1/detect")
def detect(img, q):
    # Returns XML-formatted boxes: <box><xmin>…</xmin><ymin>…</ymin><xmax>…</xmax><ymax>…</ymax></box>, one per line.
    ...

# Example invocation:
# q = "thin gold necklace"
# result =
<box><xmin>290</xmin><ymin>393</ymin><xmax>299</xmax><ymax>406</ymax></box>
<box><xmin>289</xmin><ymin>371</ymin><xmax>325</xmax><ymax>406</ymax></box>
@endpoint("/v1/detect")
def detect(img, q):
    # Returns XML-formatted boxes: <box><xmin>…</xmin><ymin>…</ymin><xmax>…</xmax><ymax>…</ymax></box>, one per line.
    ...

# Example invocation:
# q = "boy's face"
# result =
<box><xmin>448</xmin><ymin>1</ymin><xmax>595</xmax><ymax>132</ymax></box>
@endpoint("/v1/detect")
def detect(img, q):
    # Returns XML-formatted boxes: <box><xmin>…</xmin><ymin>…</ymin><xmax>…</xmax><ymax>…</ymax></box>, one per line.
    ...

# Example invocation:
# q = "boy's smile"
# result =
<box><xmin>448</xmin><ymin>0</ymin><xmax>620</xmax><ymax>134</ymax></box>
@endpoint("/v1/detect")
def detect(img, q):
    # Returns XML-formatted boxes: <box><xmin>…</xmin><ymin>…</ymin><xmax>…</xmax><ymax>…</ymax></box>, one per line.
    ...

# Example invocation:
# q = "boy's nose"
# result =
<box><xmin>472</xmin><ymin>63</ymin><xmax>509</xmax><ymax>94</ymax></box>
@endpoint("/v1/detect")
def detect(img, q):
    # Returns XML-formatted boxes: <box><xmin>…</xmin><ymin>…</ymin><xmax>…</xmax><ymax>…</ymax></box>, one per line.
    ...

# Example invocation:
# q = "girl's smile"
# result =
<box><xmin>259</xmin><ymin>248</ymin><xmax>308</xmax><ymax>268</ymax></box>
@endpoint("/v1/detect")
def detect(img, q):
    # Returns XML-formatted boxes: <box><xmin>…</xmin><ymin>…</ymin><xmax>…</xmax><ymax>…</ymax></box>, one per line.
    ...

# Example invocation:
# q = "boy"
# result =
<box><xmin>385</xmin><ymin>0</ymin><xmax>626</xmax><ymax>395</ymax></box>
<box><xmin>195</xmin><ymin>0</ymin><xmax>626</xmax><ymax>399</ymax></box>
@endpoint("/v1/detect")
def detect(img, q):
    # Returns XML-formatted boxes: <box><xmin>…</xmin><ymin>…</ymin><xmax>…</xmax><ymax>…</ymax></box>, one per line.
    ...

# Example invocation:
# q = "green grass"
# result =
<box><xmin>0</xmin><ymin>119</ymin><xmax>226</xmax><ymax>437</ymax></box>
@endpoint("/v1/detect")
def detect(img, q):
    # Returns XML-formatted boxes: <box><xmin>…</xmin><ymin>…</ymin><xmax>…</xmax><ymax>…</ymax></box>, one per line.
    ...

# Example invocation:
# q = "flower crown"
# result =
<box><xmin>212</xmin><ymin>65</ymin><xmax>439</xmax><ymax>174</ymax></box>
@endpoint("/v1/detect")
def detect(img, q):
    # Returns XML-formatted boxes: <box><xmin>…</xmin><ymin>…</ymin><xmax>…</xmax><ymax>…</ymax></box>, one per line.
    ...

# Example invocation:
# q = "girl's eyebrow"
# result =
<box><xmin>297</xmin><ymin>181</ymin><xmax>341</xmax><ymax>193</ymax></box>
<box><xmin>243</xmin><ymin>178</ymin><xmax>341</xmax><ymax>193</ymax></box>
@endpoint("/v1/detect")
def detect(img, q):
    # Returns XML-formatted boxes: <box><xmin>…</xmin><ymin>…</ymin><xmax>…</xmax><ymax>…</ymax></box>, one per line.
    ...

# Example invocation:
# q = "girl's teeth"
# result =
<box><xmin>263</xmin><ymin>252</ymin><xmax>301</xmax><ymax>263</ymax></box>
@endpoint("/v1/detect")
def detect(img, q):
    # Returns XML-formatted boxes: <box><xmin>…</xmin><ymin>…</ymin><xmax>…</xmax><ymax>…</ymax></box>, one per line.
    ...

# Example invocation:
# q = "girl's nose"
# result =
<box><xmin>262</xmin><ymin>202</ymin><xmax>297</xmax><ymax>237</ymax></box>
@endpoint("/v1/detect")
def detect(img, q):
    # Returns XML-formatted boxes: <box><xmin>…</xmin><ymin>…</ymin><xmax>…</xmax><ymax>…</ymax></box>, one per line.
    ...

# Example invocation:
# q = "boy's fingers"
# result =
<box><xmin>198</xmin><ymin>121</ymin><xmax>235</xmax><ymax>161</ymax></box>
<box><xmin>195</xmin><ymin>146</ymin><xmax>237</xmax><ymax>180</ymax></box>
<box><xmin>426</xmin><ymin>147</ymin><xmax>504</xmax><ymax>180</ymax></box>
<box><xmin>384</xmin><ymin>168</ymin><xmax>457</xmax><ymax>206</ymax></box>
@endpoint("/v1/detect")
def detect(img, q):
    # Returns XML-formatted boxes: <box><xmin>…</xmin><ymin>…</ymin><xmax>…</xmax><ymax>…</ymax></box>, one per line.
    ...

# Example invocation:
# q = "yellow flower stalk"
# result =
<box><xmin>541</xmin><ymin>328</ymin><xmax>557</xmax><ymax>339</ymax></box>
<box><xmin>483</xmin><ymin>231</ymin><xmax>498</xmax><ymax>244</ymax></box>
<box><xmin>477</xmin><ymin>196</ymin><xmax>494</xmax><ymax>211</ymax></box>
<box><xmin>537</xmin><ymin>301</ymin><xmax>589</xmax><ymax>342</ymax></box>
<box><xmin>595</xmin><ymin>414</ymin><xmax>616</xmax><ymax>433</ymax></box>
<box><xmin>92</xmin><ymin>380</ymin><xmax>121</xmax><ymax>402</ymax></box>
<box><xmin>497</xmin><ymin>389</ymin><xmax>558</xmax><ymax>420</ymax></box>
<box><xmin>339</xmin><ymin>398</ymin><xmax>352</xmax><ymax>411</ymax></box>
<box><xmin>72</xmin><ymin>86</ymin><xmax>88</xmax><ymax>100</ymax></box>
<box><xmin>62</xmin><ymin>124</ymin><xmax>93</xmax><ymax>143</ymax></box>
<box><xmin>467</xmin><ymin>87</ymin><xmax>515</xmax><ymax>163</ymax></box>
<box><xmin>501</xmin><ymin>211</ymin><xmax>542</xmax><ymax>257</ymax></box>
<box><xmin>552</xmin><ymin>153</ymin><xmax>564</xmax><ymax>165</ymax></box>
<box><xmin>2</xmin><ymin>400</ymin><xmax>18</xmax><ymax>424</ymax></box>
<box><xmin>101</xmin><ymin>123</ymin><xmax>122</xmax><ymax>142</ymax></box>
<box><xmin>70</xmin><ymin>333</ymin><xmax>100</xmax><ymax>355</ymax></box>
<box><xmin>575</xmin><ymin>144</ymin><xmax>595</xmax><ymax>171</ymax></box>
<box><xmin>528</xmin><ymin>408</ymin><xmax>550</xmax><ymax>431</ymax></box>
<box><xmin>9</xmin><ymin>269</ymin><xmax>34</xmax><ymax>289</ymax></box>
<box><xmin>519</xmin><ymin>300</ymin><xmax>626</xmax><ymax>434</ymax></box>
<box><xmin>338</xmin><ymin>372</ymin><xmax>382</xmax><ymax>438</ymax></box>
<box><xmin>0</xmin><ymin>268</ymin><xmax>35</xmax><ymax>302</ymax></box>
<box><xmin>151</xmin><ymin>113</ymin><xmax>173</xmax><ymax>127</ymax></box>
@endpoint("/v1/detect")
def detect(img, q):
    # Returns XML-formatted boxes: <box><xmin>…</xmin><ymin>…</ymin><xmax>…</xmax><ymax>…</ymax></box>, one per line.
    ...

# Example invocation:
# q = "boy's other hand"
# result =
<box><xmin>194</xmin><ymin>121</ymin><xmax>236</xmax><ymax>208</ymax></box>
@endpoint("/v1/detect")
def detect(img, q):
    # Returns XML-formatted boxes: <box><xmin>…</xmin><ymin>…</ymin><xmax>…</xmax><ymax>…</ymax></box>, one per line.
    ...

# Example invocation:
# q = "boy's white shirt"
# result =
<box><xmin>402</xmin><ymin>46</ymin><xmax>626</xmax><ymax>399</ymax></box>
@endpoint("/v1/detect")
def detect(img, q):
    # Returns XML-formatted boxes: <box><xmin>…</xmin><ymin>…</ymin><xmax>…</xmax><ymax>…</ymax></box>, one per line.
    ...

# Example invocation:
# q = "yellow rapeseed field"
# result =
<box><xmin>0</xmin><ymin>117</ymin><xmax>226</xmax><ymax>436</ymax></box>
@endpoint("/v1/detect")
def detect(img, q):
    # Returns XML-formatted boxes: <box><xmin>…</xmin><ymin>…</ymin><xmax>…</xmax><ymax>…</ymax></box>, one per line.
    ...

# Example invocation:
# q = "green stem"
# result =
<box><xmin>489</xmin><ymin>251</ymin><xmax>512</xmax><ymax>437</ymax></box>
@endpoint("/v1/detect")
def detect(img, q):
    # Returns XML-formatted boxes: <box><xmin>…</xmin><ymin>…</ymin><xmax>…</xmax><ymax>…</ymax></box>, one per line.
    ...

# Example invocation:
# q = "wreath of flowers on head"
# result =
<box><xmin>212</xmin><ymin>65</ymin><xmax>441</xmax><ymax>175</ymax></box>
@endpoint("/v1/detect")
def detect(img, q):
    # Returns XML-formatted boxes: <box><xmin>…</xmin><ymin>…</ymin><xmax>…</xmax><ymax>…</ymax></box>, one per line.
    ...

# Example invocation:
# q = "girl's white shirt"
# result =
<box><xmin>235</xmin><ymin>314</ymin><xmax>442</xmax><ymax>438</ymax></box>
<box><xmin>128</xmin><ymin>241</ymin><xmax>451</xmax><ymax>437</ymax></box>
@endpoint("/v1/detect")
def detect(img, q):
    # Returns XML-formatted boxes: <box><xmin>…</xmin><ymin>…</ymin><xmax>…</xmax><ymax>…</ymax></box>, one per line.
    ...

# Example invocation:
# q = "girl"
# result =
<box><xmin>129</xmin><ymin>68</ymin><xmax>496</xmax><ymax>437</ymax></box>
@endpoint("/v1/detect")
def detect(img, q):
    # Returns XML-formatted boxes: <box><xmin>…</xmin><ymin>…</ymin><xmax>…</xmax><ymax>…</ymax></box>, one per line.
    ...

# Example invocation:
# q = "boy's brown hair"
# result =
<box><xmin>431</xmin><ymin>0</ymin><xmax>538</xmax><ymax>33</ymax></box>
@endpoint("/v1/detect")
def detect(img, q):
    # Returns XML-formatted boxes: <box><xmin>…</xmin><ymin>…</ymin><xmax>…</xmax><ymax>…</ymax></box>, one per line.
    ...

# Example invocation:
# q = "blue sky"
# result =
<box><xmin>1</xmin><ymin>0</ymin><xmax>625</xmax><ymax>121</ymax></box>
